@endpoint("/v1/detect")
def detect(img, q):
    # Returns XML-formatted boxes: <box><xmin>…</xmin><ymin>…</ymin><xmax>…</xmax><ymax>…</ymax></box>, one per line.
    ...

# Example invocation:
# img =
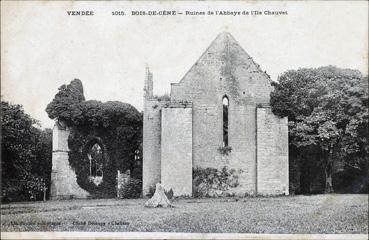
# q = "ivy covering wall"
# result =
<box><xmin>46</xmin><ymin>79</ymin><xmax>143</xmax><ymax>198</ymax></box>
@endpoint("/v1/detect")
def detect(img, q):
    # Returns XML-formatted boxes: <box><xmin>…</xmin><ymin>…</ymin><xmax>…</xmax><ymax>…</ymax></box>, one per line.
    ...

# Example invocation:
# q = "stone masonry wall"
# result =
<box><xmin>161</xmin><ymin>105</ymin><xmax>193</xmax><ymax>196</ymax></box>
<box><xmin>256</xmin><ymin>107</ymin><xmax>289</xmax><ymax>195</ymax></box>
<box><xmin>50</xmin><ymin>122</ymin><xmax>89</xmax><ymax>199</ymax></box>
<box><xmin>142</xmin><ymin>32</ymin><xmax>289</xmax><ymax>196</ymax></box>
<box><xmin>142</xmin><ymin>99</ymin><xmax>163</xmax><ymax>195</ymax></box>
<box><xmin>169</xmin><ymin>32</ymin><xmax>273</xmax><ymax>195</ymax></box>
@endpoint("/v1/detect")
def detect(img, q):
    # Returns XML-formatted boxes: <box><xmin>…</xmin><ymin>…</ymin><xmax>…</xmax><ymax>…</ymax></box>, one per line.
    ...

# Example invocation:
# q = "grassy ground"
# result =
<box><xmin>1</xmin><ymin>194</ymin><xmax>367</xmax><ymax>233</ymax></box>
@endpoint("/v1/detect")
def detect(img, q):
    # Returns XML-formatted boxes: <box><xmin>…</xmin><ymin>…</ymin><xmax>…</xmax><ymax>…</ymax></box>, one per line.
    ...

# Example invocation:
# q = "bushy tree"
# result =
<box><xmin>31</xmin><ymin>128</ymin><xmax>53</xmax><ymax>200</ymax></box>
<box><xmin>271</xmin><ymin>66</ymin><xmax>368</xmax><ymax>193</ymax></box>
<box><xmin>1</xmin><ymin>101</ymin><xmax>52</xmax><ymax>202</ymax></box>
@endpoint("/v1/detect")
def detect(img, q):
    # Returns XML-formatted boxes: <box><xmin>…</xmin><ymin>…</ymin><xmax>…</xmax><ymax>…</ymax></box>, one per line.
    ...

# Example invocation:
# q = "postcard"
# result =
<box><xmin>1</xmin><ymin>1</ymin><xmax>368</xmax><ymax>239</ymax></box>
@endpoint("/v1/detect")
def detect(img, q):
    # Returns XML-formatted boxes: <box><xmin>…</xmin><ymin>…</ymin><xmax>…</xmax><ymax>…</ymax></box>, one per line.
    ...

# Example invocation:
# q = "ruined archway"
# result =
<box><xmin>85</xmin><ymin>138</ymin><xmax>106</xmax><ymax>187</ymax></box>
<box><xmin>47</xmin><ymin>79</ymin><xmax>142</xmax><ymax>199</ymax></box>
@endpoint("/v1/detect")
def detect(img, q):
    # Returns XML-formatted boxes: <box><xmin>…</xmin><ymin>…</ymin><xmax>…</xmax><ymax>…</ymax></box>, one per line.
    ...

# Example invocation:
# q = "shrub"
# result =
<box><xmin>118</xmin><ymin>178</ymin><xmax>142</xmax><ymax>199</ymax></box>
<box><xmin>217</xmin><ymin>146</ymin><xmax>232</xmax><ymax>155</ymax></box>
<box><xmin>193</xmin><ymin>166</ymin><xmax>239</xmax><ymax>198</ymax></box>
<box><xmin>165</xmin><ymin>188</ymin><xmax>174</xmax><ymax>200</ymax></box>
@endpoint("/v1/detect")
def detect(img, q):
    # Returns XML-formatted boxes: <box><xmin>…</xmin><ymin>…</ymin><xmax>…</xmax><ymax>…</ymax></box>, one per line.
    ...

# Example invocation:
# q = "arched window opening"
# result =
<box><xmin>222</xmin><ymin>96</ymin><xmax>229</xmax><ymax>147</ymax></box>
<box><xmin>88</xmin><ymin>143</ymin><xmax>104</xmax><ymax>186</ymax></box>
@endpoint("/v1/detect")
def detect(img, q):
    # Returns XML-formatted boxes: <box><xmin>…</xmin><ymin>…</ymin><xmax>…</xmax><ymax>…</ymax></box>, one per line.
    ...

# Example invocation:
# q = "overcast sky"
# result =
<box><xmin>1</xmin><ymin>1</ymin><xmax>368</xmax><ymax>129</ymax></box>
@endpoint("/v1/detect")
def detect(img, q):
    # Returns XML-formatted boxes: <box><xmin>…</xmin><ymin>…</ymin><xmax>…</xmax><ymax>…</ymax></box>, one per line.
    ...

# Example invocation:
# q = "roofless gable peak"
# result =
<box><xmin>171</xmin><ymin>32</ymin><xmax>271</xmax><ymax>89</ymax></box>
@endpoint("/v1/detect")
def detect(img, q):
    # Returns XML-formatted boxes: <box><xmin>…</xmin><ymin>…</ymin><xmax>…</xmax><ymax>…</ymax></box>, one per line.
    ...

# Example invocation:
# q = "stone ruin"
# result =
<box><xmin>50</xmin><ymin>32</ymin><xmax>289</xmax><ymax>199</ymax></box>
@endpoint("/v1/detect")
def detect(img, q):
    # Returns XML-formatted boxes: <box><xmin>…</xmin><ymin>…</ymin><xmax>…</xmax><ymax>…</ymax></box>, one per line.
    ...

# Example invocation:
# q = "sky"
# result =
<box><xmin>1</xmin><ymin>1</ymin><xmax>368</xmax><ymax>129</ymax></box>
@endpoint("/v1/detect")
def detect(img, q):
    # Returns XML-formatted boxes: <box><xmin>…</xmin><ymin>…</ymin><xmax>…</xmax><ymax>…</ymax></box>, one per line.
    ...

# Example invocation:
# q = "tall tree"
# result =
<box><xmin>271</xmin><ymin>66</ymin><xmax>368</xmax><ymax>193</ymax></box>
<box><xmin>1</xmin><ymin>101</ymin><xmax>52</xmax><ymax>202</ymax></box>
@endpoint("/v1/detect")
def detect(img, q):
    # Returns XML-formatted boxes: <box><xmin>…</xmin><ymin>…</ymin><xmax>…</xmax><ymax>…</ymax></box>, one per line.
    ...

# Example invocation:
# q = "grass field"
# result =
<box><xmin>1</xmin><ymin>194</ymin><xmax>367</xmax><ymax>233</ymax></box>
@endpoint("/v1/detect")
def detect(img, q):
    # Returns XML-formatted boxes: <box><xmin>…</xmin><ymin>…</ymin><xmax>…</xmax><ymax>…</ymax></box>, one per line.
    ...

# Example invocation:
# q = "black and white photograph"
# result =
<box><xmin>1</xmin><ymin>1</ymin><xmax>368</xmax><ymax>239</ymax></box>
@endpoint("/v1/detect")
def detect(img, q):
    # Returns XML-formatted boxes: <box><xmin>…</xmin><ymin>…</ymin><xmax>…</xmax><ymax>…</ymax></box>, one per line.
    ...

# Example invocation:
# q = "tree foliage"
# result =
<box><xmin>45</xmin><ymin>79</ymin><xmax>85</xmax><ymax>126</ymax></box>
<box><xmin>46</xmin><ymin>80</ymin><xmax>142</xmax><ymax>198</ymax></box>
<box><xmin>271</xmin><ymin>66</ymin><xmax>368</xmax><ymax>193</ymax></box>
<box><xmin>1</xmin><ymin>101</ymin><xmax>52</xmax><ymax>202</ymax></box>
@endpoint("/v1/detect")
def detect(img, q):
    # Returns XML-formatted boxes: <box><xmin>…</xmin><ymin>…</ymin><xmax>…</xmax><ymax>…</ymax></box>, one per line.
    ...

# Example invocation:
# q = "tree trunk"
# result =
<box><xmin>325</xmin><ymin>163</ymin><xmax>334</xmax><ymax>193</ymax></box>
<box><xmin>43</xmin><ymin>189</ymin><xmax>46</xmax><ymax>201</ymax></box>
<box><xmin>324</xmin><ymin>148</ymin><xmax>334</xmax><ymax>193</ymax></box>
<box><xmin>299</xmin><ymin>149</ymin><xmax>312</xmax><ymax>194</ymax></box>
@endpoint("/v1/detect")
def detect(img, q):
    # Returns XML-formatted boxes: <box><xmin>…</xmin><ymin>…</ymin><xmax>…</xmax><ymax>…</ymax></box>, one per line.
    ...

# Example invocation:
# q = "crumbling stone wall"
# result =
<box><xmin>50</xmin><ymin>122</ymin><xmax>89</xmax><ymax>199</ymax></box>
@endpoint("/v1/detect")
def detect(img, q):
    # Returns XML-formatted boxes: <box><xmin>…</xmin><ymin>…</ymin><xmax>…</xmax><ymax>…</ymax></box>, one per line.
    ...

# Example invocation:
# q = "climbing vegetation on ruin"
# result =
<box><xmin>46</xmin><ymin>79</ymin><xmax>143</xmax><ymax>198</ymax></box>
<box><xmin>193</xmin><ymin>167</ymin><xmax>239</xmax><ymax>198</ymax></box>
<box><xmin>217</xmin><ymin>146</ymin><xmax>232</xmax><ymax>155</ymax></box>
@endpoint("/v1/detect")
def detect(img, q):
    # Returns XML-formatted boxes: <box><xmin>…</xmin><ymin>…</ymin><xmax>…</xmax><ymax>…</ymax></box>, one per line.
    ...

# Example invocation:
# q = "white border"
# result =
<box><xmin>1</xmin><ymin>232</ymin><xmax>369</xmax><ymax>240</ymax></box>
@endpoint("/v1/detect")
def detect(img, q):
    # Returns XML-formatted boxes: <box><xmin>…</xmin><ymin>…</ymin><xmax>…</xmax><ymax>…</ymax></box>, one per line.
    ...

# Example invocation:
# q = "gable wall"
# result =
<box><xmin>170</xmin><ymin>33</ymin><xmax>273</xmax><ymax>195</ymax></box>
